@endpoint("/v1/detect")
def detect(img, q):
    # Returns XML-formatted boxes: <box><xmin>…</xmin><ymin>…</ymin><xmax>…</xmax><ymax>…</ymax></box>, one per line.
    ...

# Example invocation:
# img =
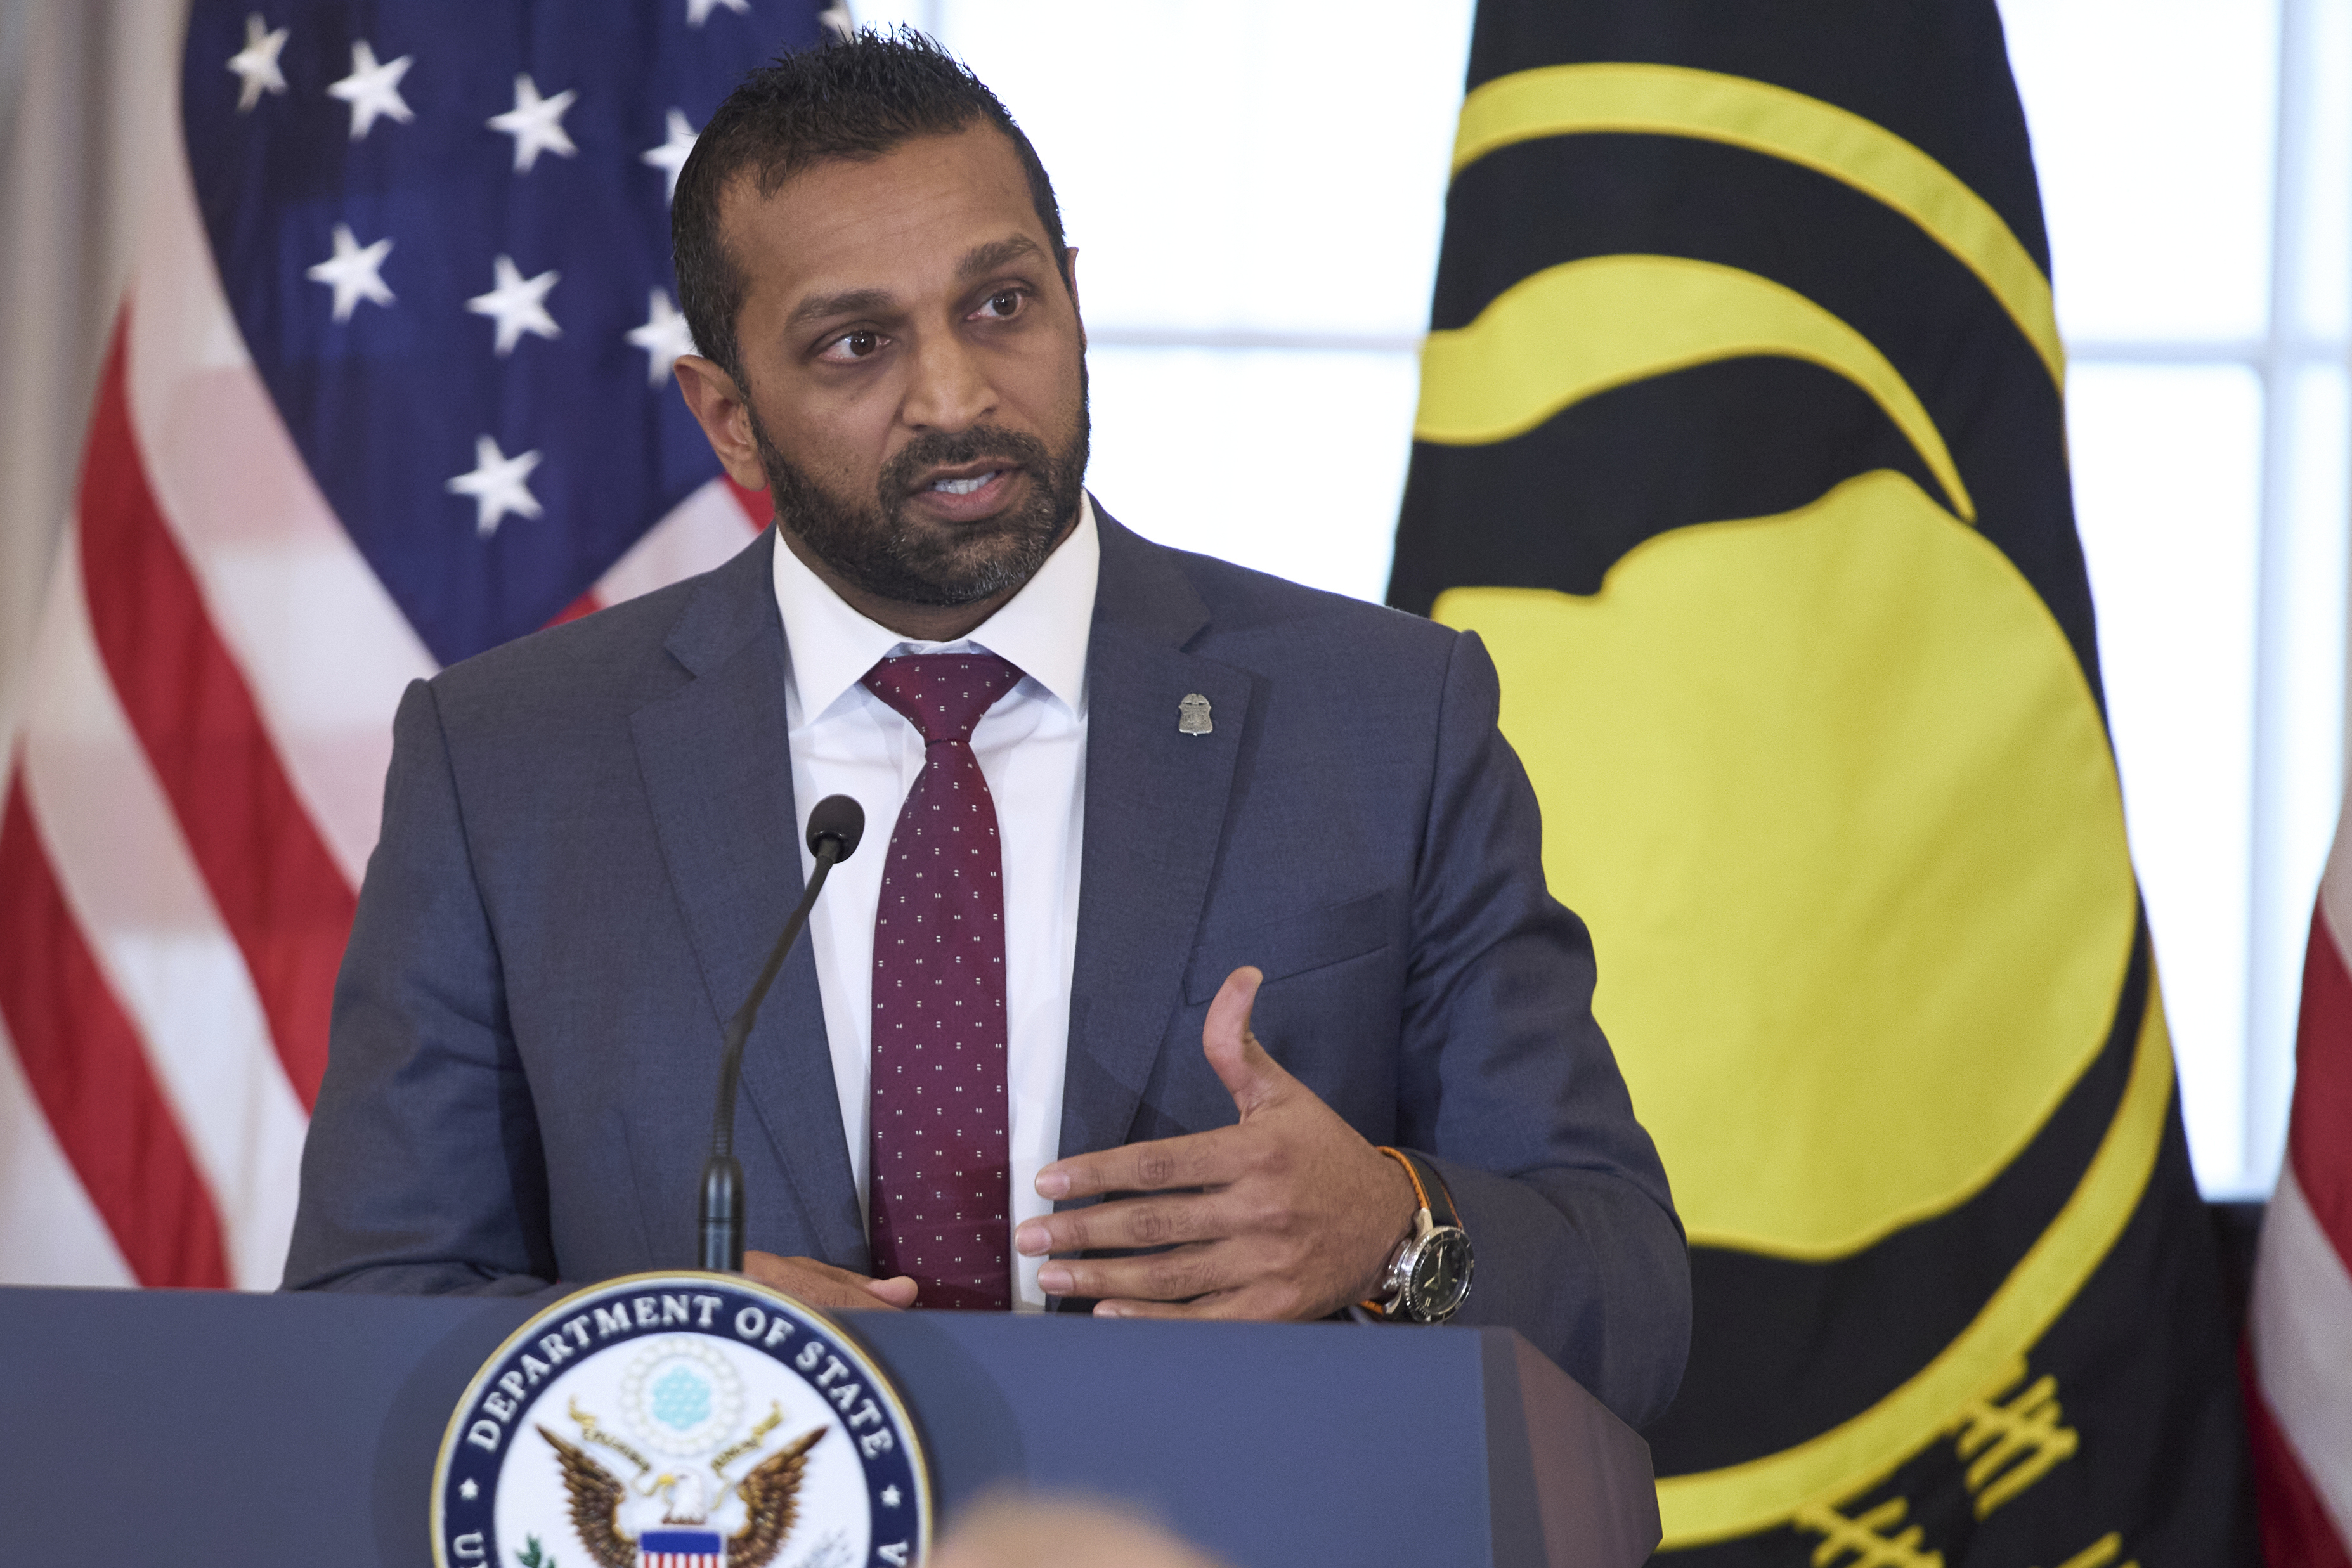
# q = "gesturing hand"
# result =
<box><xmin>1014</xmin><ymin>966</ymin><xmax>1419</xmax><ymax>1319</ymax></box>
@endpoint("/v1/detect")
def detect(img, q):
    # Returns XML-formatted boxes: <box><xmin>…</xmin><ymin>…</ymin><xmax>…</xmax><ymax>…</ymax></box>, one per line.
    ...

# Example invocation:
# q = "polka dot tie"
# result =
<box><xmin>861</xmin><ymin>652</ymin><xmax>1025</xmax><ymax>1311</ymax></box>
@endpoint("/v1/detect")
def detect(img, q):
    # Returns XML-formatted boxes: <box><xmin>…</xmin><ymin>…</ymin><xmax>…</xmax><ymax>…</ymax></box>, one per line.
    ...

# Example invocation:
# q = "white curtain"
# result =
<box><xmin>0</xmin><ymin>0</ymin><xmax>185</xmax><ymax>744</ymax></box>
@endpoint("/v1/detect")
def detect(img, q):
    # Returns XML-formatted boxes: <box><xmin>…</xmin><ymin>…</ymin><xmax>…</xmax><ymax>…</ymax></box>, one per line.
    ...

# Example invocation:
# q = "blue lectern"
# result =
<box><xmin>0</xmin><ymin>1285</ymin><xmax>1657</xmax><ymax>1566</ymax></box>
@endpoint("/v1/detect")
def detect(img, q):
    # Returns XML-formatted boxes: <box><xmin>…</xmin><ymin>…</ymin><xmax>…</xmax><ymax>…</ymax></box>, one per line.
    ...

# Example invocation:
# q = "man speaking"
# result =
<box><xmin>285</xmin><ymin>29</ymin><xmax>1689</xmax><ymax>1429</ymax></box>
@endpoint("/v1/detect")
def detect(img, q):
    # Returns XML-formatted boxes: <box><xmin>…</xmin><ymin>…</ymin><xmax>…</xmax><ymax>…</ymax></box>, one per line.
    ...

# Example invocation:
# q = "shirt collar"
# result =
<box><xmin>771</xmin><ymin>491</ymin><xmax>1100</xmax><ymax>721</ymax></box>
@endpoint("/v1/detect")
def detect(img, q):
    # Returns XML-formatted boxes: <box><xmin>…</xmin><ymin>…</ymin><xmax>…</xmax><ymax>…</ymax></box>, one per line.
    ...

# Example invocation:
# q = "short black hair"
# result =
<box><xmin>672</xmin><ymin>27</ymin><xmax>1070</xmax><ymax>388</ymax></box>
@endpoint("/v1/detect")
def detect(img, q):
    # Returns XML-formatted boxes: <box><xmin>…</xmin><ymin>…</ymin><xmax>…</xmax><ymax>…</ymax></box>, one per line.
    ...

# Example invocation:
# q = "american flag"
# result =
<box><xmin>2245</xmin><ymin>798</ymin><xmax>2352</xmax><ymax>1566</ymax></box>
<box><xmin>0</xmin><ymin>0</ymin><xmax>841</xmax><ymax>1289</ymax></box>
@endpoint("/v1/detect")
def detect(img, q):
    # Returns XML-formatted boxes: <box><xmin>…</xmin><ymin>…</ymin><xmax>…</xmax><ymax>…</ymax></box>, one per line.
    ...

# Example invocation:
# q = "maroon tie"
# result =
<box><xmin>862</xmin><ymin>652</ymin><xmax>1025</xmax><ymax>1310</ymax></box>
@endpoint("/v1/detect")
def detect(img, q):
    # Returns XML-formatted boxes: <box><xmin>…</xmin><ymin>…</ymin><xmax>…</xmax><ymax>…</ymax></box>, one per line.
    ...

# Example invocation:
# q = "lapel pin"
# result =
<box><xmin>1177</xmin><ymin>693</ymin><xmax>1212</xmax><ymax>736</ymax></box>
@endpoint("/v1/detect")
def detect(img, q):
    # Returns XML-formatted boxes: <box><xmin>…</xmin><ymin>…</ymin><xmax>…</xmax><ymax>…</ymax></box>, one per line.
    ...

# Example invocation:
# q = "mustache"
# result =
<box><xmin>880</xmin><ymin>425</ymin><xmax>1057</xmax><ymax>500</ymax></box>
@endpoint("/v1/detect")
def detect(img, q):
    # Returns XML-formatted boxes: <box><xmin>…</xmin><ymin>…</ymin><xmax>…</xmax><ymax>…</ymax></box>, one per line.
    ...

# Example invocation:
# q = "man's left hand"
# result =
<box><xmin>1014</xmin><ymin>966</ymin><xmax>1419</xmax><ymax>1319</ymax></box>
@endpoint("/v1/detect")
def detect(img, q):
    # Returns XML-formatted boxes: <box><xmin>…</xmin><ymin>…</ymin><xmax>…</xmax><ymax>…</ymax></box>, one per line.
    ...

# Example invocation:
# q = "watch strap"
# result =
<box><xmin>1376</xmin><ymin>1146</ymin><xmax>1460</xmax><ymax>1231</ymax></box>
<box><xmin>1358</xmin><ymin>1148</ymin><xmax>1426</xmax><ymax>1319</ymax></box>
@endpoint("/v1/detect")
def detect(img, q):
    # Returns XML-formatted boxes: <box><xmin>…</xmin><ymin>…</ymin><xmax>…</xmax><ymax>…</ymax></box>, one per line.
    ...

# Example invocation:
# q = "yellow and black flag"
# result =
<box><xmin>1389</xmin><ymin>3</ymin><xmax>2259</xmax><ymax>1562</ymax></box>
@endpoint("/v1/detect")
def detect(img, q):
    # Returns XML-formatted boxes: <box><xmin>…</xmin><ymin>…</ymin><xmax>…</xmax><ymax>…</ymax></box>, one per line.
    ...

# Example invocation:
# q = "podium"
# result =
<box><xmin>0</xmin><ymin>1285</ymin><xmax>1658</xmax><ymax>1566</ymax></box>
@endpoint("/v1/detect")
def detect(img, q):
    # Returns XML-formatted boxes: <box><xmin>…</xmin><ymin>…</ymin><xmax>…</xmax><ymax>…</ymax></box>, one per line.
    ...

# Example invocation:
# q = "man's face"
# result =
<box><xmin>711</xmin><ymin>124</ymin><xmax>1088</xmax><ymax>611</ymax></box>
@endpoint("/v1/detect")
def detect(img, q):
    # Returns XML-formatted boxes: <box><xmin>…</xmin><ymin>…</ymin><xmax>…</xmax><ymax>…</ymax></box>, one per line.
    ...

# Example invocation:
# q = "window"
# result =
<box><xmin>2004</xmin><ymin>0</ymin><xmax>2348</xmax><ymax>1196</ymax></box>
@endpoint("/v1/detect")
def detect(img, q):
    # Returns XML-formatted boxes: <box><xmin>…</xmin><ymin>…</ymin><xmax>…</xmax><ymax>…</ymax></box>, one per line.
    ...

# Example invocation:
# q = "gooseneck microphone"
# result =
<box><xmin>699</xmin><ymin>794</ymin><xmax>864</xmax><ymax>1273</ymax></box>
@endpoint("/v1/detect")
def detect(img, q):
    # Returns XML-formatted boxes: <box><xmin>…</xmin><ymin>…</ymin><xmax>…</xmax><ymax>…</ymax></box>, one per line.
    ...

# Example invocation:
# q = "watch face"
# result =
<box><xmin>1407</xmin><ymin>1226</ymin><xmax>1474</xmax><ymax>1319</ymax></box>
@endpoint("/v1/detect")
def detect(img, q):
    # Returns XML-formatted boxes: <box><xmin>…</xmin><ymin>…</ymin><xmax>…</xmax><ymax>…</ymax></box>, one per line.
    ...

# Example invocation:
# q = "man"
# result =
<box><xmin>285</xmin><ymin>30</ymin><xmax>1689</xmax><ymax>1429</ymax></box>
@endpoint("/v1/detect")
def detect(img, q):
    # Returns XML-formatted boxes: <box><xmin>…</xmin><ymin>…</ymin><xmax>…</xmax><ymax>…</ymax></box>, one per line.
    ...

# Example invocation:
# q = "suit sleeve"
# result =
<box><xmin>1398</xmin><ymin>628</ymin><xmax>1691</xmax><ymax>1429</ymax></box>
<box><xmin>282</xmin><ymin>677</ymin><xmax>559</xmax><ymax>1296</ymax></box>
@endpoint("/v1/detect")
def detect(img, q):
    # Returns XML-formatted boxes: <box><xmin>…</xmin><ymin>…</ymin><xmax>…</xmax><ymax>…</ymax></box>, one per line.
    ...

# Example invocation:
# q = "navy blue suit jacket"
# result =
<box><xmin>285</xmin><ymin>511</ymin><xmax>1689</xmax><ymax>1427</ymax></box>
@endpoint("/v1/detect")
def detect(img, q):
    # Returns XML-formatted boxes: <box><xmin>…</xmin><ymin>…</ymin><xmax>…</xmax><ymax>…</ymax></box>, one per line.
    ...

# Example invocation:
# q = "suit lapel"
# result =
<box><xmin>1058</xmin><ymin>513</ymin><xmax>1253</xmax><ymax>1158</ymax></box>
<box><xmin>630</xmin><ymin>530</ymin><xmax>866</xmax><ymax>1262</ymax></box>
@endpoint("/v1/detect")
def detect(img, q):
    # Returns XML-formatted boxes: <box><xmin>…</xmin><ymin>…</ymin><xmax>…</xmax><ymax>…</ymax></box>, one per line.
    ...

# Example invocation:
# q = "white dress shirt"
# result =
<box><xmin>774</xmin><ymin>496</ymin><xmax>1097</xmax><ymax>1310</ymax></box>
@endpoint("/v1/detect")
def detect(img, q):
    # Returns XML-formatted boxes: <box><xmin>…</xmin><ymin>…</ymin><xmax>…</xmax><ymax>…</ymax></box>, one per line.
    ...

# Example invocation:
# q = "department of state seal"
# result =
<box><xmin>432</xmin><ymin>1273</ymin><xmax>931</xmax><ymax>1568</ymax></box>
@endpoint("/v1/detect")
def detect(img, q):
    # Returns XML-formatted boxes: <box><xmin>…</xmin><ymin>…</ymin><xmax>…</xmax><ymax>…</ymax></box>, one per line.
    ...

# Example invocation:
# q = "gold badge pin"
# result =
<box><xmin>1178</xmin><ymin>693</ymin><xmax>1212</xmax><ymax>735</ymax></box>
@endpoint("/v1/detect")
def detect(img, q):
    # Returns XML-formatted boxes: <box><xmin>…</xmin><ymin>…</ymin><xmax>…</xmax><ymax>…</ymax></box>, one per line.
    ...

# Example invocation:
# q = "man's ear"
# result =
<box><xmin>672</xmin><ymin>354</ymin><xmax>770</xmax><ymax>493</ymax></box>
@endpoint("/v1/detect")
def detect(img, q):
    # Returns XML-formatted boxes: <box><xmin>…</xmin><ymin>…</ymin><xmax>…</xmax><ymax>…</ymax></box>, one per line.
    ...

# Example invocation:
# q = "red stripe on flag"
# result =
<box><xmin>546</xmin><ymin>592</ymin><xmax>601</xmax><ymax>627</ymax></box>
<box><xmin>723</xmin><ymin>473</ymin><xmax>770</xmax><ymax>527</ymax></box>
<box><xmin>0</xmin><ymin>772</ymin><xmax>231</xmax><ymax>1287</ymax></box>
<box><xmin>75</xmin><ymin>314</ymin><xmax>353</xmax><ymax>1108</ymax></box>
<box><xmin>2244</xmin><ymin>1342</ymin><xmax>2352</xmax><ymax>1568</ymax></box>
<box><xmin>2289</xmin><ymin>902</ymin><xmax>2352</xmax><ymax>1273</ymax></box>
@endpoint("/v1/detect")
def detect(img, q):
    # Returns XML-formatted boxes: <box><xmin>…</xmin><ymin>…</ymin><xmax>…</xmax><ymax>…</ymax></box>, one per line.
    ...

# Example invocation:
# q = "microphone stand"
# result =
<box><xmin>699</xmin><ymin>800</ymin><xmax>861</xmax><ymax>1272</ymax></box>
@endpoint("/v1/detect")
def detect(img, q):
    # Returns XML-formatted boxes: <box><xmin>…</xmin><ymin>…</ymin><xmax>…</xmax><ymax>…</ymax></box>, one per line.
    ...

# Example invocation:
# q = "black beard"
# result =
<box><xmin>752</xmin><ymin>384</ymin><xmax>1089</xmax><ymax>609</ymax></box>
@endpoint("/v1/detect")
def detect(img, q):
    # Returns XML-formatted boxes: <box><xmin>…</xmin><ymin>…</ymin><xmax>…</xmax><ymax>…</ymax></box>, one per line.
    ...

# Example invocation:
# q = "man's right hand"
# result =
<box><xmin>743</xmin><ymin>1251</ymin><xmax>919</xmax><ymax>1310</ymax></box>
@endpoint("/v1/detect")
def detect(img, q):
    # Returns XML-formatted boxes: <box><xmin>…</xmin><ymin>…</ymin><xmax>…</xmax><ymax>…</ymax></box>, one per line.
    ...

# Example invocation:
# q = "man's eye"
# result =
<box><xmin>977</xmin><ymin>290</ymin><xmax>1023</xmax><ymax>320</ymax></box>
<box><xmin>821</xmin><ymin>330</ymin><xmax>883</xmax><ymax>363</ymax></box>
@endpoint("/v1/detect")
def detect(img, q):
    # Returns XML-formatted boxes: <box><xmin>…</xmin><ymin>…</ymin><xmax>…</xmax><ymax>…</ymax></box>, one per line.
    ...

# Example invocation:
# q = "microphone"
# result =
<box><xmin>699</xmin><ymin>794</ymin><xmax>865</xmax><ymax>1273</ymax></box>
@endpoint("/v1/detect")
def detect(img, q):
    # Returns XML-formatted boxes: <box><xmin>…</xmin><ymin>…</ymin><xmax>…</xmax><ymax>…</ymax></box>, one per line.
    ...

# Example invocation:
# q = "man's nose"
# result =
<box><xmin>900</xmin><ymin>328</ymin><xmax>996</xmax><ymax>432</ymax></box>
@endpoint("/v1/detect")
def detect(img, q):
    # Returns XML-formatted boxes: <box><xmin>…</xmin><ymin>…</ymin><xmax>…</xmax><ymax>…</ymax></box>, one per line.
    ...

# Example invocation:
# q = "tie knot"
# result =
<box><xmin>861</xmin><ymin>652</ymin><xmax>1024</xmax><ymax>744</ymax></box>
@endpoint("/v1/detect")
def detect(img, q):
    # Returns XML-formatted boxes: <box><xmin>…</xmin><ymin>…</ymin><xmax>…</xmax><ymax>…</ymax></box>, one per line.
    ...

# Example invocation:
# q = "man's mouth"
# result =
<box><xmin>904</xmin><ymin>463</ymin><xmax>1023</xmax><ymax>521</ymax></box>
<box><xmin>883</xmin><ymin>432</ymin><xmax>1056</xmax><ymax>527</ymax></box>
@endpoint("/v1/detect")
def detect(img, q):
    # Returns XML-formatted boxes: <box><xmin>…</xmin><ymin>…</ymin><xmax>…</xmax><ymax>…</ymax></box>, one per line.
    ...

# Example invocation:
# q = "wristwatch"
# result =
<box><xmin>1369</xmin><ymin>1146</ymin><xmax>1474</xmax><ymax>1323</ymax></box>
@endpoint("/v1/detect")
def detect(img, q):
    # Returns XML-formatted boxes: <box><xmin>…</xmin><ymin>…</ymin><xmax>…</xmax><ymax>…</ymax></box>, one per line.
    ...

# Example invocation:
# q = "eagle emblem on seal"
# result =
<box><xmin>431</xmin><ymin>1277</ymin><xmax>930</xmax><ymax>1568</ymax></box>
<box><xmin>537</xmin><ymin>1422</ymin><xmax>825</xmax><ymax>1568</ymax></box>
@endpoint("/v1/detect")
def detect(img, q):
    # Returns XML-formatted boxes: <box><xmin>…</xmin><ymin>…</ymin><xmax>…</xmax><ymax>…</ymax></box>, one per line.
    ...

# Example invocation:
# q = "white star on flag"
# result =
<box><xmin>626</xmin><ymin>291</ymin><xmax>697</xmax><ymax>386</ymax></box>
<box><xmin>467</xmin><ymin>255</ymin><xmax>562</xmax><ymax>356</ymax></box>
<box><xmin>446</xmin><ymin>436</ymin><xmax>545</xmax><ymax>538</ymax></box>
<box><xmin>686</xmin><ymin>0</ymin><xmax>752</xmax><ymax>24</ymax></box>
<box><xmin>226</xmin><ymin>12</ymin><xmax>289</xmax><ymax>112</ymax></box>
<box><xmin>642</xmin><ymin>108</ymin><xmax>699</xmax><ymax>203</ymax></box>
<box><xmin>305</xmin><ymin>223</ymin><xmax>396</xmax><ymax>321</ymax></box>
<box><xmin>327</xmin><ymin>40</ymin><xmax>416</xmax><ymax>140</ymax></box>
<box><xmin>488</xmin><ymin>74</ymin><xmax>580</xmax><ymax>174</ymax></box>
